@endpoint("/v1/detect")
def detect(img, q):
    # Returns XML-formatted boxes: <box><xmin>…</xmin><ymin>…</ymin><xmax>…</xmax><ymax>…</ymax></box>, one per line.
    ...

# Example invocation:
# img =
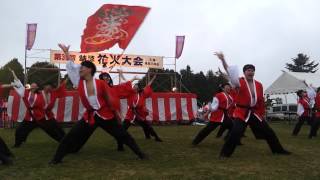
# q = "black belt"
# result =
<box><xmin>236</xmin><ymin>104</ymin><xmax>252</xmax><ymax>110</ymax></box>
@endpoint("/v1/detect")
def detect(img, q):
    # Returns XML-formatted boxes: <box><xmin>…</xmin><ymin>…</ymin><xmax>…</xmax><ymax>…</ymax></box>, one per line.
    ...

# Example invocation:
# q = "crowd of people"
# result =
<box><xmin>4</xmin><ymin>45</ymin><xmax>320</xmax><ymax>165</ymax></box>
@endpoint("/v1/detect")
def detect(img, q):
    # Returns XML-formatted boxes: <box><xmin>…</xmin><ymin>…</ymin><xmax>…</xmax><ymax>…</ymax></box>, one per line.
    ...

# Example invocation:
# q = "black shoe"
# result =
<box><xmin>13</xmin><ymin>144</ymin><xmax>21</xmax><ymax>148</ymax></box>
<box><xmin>274</xmin><ymin>150</ymin><xmax>291</xmax><ymax>155</ymax></box>
<box><xmin>138</xmin><ymin>153</ymin><xmax>149</xmax><ymax>160</ymax></box>
<box><xmin>155</xmin><ymin>138</ymin><xmax>163</xmax><ymax>142</ymax></box>
<box><xmin>1</xmin><ymin>157</ymin><xmax>13</xmax><ymax>165</ymax></box>
<box><xmin>117</xmin><ymin>146</ymin><xmax>125</xmax><ymax>152</ymax></box>
<box><xmin>191</xmin><ymin>141</ymin><xmax>198</xmax><ymax>146</ymax></box>
<box><xmin>145</xmin><ymin>136</ymin><xmax>151</xmax><ymax>140</ymax></box>
<box><xmin>8</xmin><ymin>152</ymin><xmax>15</xmax><ymax>158</ymax></box>
<box><xmin>49</xmin><ymin>159</ymin><xmax>62</xmax><ymax>165</ymax></box>
<box><xmin>219</xmin><ymin>154</ymin><xmax>230</xmax><ymax>159</ymax></box>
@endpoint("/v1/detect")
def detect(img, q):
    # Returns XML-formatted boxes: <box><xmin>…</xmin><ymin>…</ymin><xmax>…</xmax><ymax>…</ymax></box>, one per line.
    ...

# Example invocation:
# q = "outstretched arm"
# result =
<box><xmin>214</xmin><ymin>52</ymin><xmax>229</xmax><ymax>74</ymax></box>
<box><xmin>214</xmin><ymin>51</ymin><xmax>240</xmax><ymax>87</ymax></box>
<box><xmin>8</xmin><ymin>68</ymin><xmax>25</xmax><ymax>97</ymax></box>
<box><xmin>58</xmin><ymin>43</ymin><xmax>80</xmax><ymax>88</ymax></box>
<box><xmin>9</xmin><ymin>68</ymin><xmax>18</xmax><ymax>81</ymax></box>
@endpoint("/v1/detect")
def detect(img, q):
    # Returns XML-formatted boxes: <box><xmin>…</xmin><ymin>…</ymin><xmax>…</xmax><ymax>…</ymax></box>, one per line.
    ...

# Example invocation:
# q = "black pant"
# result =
<box><xmin>117</xmin><ymin>119</ymin><xmax>161</xmax><ymax>150</ymax></box>
<box><xmin>47</xmin><ymin>118</ymin><xmax>66</xmax><ymax>139</ymax></box>
<box><xmin>220</xmin><ymin>114</ymin><xmax>287</xmax><ymax>157</ymax></box>
<box><xmin>52</xmin><ymin>115</ymin><xmax>145</xmax><ymax>162</ymax></box>
<box><xmin>292</xmin><ymin>116</ymin><xmax>314</xmax><ymax>137</ymax></box>
<box><xmin>124</xmin><ymin>119</ymin><xmax>160</xmax><ymax>139</ymax></box>
<box><xmin>14</xmin><ymin>119</ymin><xmax>65</xmax><ymax>147</ymax></box>
<box><xmin>0</xmin><ymin>136</ymin><xmax>13</xmax><ymax>164</ymax></box>
<box><xmin>216</xmin><ymin>125</ymin><xmax>229</xmax><ymax>138</ymax></box>
<box><xmin>310</xmin><ymin>117</ymin><xmax>320</xmax><ymax>138</ymax></box>
<box><xmin>193</xmin><ymin>117</ymin><xmax>233</xmax><ymax>145</ymax></box>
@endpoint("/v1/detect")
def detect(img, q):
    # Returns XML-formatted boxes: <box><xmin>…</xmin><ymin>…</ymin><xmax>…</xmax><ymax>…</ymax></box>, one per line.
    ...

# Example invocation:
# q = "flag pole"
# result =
<box><xmin>174</xmin><ymin>57</ymin><xmax>177</xmax><ymax>91</ymax></box>
<box><xmin>24</xmin><ymin>24</ymin><xmax>28</xmax><ymax>85</ymax></box>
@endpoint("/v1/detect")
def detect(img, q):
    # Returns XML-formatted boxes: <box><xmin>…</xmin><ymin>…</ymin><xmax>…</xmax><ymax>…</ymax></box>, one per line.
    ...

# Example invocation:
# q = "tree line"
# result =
<box><xmin>0</xmin><ymin>53</ymin><xmax>318</xmax><ymax>104</ymax></box>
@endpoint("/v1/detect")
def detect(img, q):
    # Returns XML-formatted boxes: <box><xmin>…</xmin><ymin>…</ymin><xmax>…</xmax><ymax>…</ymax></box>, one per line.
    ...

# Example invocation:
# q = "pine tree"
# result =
<box><xmin>285</xmin><ymin>53</ymin><xmax>318</xmax><ymax>73</ymax></box>
<box><xmin>0</xmin><ymin>58</ymin><xmax>25</xmax><ymax>98</ymax></box>
<box><xmin>27</xmin><ymin>61</ymin><xmax>61</xmax><ymax>88</ymax></box>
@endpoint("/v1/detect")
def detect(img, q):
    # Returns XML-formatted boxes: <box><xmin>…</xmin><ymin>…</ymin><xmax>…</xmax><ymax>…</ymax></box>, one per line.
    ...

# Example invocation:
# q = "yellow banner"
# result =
<box><xmin>50</xmin><ymin>50</ymin><xmax>163</xmax><ymax>69</ymax></box>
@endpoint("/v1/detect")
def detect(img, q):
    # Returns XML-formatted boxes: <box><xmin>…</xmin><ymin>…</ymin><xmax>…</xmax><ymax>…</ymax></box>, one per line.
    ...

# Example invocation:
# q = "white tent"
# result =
<box><xmin>265</xmin><ymin>71</ymin><xmax>320</xmax><ymax>95</ymax></box>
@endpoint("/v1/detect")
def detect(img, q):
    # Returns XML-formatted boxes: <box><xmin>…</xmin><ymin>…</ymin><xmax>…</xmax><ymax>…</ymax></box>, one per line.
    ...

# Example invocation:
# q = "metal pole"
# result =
<box><xmin>284</xmin><ymin>94</ymin><xmax>288</xmax><ymax>104</ymax></box>
<box><xmin>58</xmin><ymin>63</ymin><xmax>61</xmax><ymax>86</ymax></box>
<box><xmin>118</xmin><ymin>72</ymin><xmax>121</xmax><ymax>84</ymax></box>
<box><xmin>24</xmin><ymin>49</ymin><xmax>27</xmax><ymax>85</ymax></box>
<box><xmin>24</xmin><ymin>24</ymin><xmax>27</xmax><ymax>85</ymax></box>
<box><xmin>174</xmin><ymin>58</ymin><xmax>177</xmax><ymax>89</ymax></box>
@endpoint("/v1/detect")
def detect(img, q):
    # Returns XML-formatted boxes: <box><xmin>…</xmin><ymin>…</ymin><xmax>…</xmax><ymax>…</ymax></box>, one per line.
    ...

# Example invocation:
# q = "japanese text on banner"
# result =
<box><xmin>50</xmin><ymin>50</ymin><xmax>163</xmax><ymax>69</ymax></box>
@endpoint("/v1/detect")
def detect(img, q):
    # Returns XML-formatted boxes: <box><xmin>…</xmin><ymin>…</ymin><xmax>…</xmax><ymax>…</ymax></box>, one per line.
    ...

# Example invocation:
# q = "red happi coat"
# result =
<box><xmin>43</xmin><ymin>83</ymin><xmax>67</xmax><ymax>120</ymax></box>
<box><xmin>233</xmin><ymin>77</ymin><xmax>265</xmax><ymax>122</ymax></box>
<box><xmin>210</xmin><ymin>92</ymin><xmax>234</xmax><ymax>123</ymax></box>
<box><xmin>22</xmin><ymin>90</ymin><xmax>46</xmax><ymax>121</ymax></box>
<box><xmin>125</xmin><ymin>85</ymin><xmax>152</xmax><ymax>121</ymax></box>
<box><xmin>228</xmin><ymin>90</ymin><xmax>237</xmax><ymax>116</ymax></box>
<box><xmin>314</xmin><ymin>93</ymin><xmax>320</xmax><ymax>118</ymax></box>
<box><xmin>78</xmin><ymin>79</ymin><xmax>116</xmax><ymax>125</ymax></box>
<box><xmin>298</xmin><ymin>97</ymin><xmax>311</xmax><ymax>117</ymax></box>
<box><xmin>110</xmin><ymin>81</ymin><xmax>135</xmax><ymax>99</ymax></box>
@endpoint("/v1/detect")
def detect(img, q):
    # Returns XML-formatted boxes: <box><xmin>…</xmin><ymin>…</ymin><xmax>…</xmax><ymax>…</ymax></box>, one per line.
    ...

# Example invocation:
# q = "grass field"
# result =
<box><xmin>0</xmin><ymin>123</ymin><xmax>320</xmax><ymax>180</ymax></box>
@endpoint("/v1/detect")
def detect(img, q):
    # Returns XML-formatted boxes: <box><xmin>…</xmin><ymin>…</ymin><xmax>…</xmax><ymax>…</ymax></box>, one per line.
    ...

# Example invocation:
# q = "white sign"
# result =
<box><xmin>50</xmin><ymin>50</ymin><xmax>163</xmax><ymax>69</ymax></box>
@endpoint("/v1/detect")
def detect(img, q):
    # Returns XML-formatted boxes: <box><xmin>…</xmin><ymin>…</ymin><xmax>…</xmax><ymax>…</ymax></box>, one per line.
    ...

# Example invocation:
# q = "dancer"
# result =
<box><xmin>293</xmin><ymin>85</ymin><xmax>317</xmax><ymax>138</ymax></box>
<box><xmin>215</xmin><ymin>52</ymin><xmax>290</xmax><ymax>158</ymax></box>
<box><xmin>310</xmin><ymin>87</ymin><xmax>320</xmax><ymax>137</ymax></box>
<box><xmin>9</xmin><ymin>69</ymin><xmax>65</xmax><ymax>147</ymax></box>
<box><xmin>117</xmin><ymin>76</ymin><xmax>162</xmax><ymax>151</ymax></box>
<box><xmin>70</xmin><ymin>69</ymin><xmax>139</xmax><ymax>154</ymax></box>
<box><xmin>42</xmin><ymin>80</ymin><xmax>67</xmax><ymax>139</ymax></box>
<box><xmin>50</xmin><ymin>44</ymin><xmax>146</xmax><ymax>164</ymax></box>
<box><xmin>192</xmin><ymin>83</ymin><xmax>234</xmax><ymax>145</ymax></box>
<box><xmin>99</xmin><ymin>68</ymin><xmax>139</xmax><ymax>99</ymax></box>
<box><xmin>0</xmin><ymin>83</ymin><xmax>14</xmax><ymax>165</ymax></box>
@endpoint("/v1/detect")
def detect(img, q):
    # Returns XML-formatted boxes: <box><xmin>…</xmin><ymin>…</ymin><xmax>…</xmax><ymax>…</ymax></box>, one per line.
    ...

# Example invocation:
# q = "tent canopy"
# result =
<box><xmin>265</xmin><ymin>71</ymin><xmax>320</xmax><ymax>95</ymax></box>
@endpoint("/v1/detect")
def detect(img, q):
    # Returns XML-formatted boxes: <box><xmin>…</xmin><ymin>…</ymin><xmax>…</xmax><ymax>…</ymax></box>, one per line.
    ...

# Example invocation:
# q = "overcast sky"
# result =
<box><xmin>1</xmin><ymin>0</ymin><xmax>320</xmax><ymax>88</ymax></box>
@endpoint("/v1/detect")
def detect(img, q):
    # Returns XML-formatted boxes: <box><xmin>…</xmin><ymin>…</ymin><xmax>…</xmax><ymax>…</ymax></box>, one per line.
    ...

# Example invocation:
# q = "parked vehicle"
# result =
<box><xmin>266</xmin><ymin>103</ymin><xmax>298</xmax><ymax>121</ymax></box>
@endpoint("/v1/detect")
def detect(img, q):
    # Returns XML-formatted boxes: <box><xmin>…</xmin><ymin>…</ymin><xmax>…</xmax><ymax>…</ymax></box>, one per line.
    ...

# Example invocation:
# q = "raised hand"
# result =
<box><xmin>214</xmin><ymin>51</ymin><xmax>229</xmax><ymax>73</ymax></box>
<box><xmin>8</xmin><ymin>68</ymin><xmax>18</xmax><ymax>80</ymax></box>
<box><xmin>58</xmin><ymin>43</ymin><xmax>72</xmax><ymax>60</ymax></box>
<box><xmin>214</xmin><ymin>52</ymin><xmax>225</xmax><ymax>61</ymax></box>
<box><xmin>58</xmin><ymin>43</ymin><xmax>70</xmax><ymax>53</ymax></box>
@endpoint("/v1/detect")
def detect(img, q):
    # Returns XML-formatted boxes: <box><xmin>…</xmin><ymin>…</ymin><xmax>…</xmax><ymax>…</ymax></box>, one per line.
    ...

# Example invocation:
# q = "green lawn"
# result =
<box><xmin>0</xmin><ymin>123</ymin><xmax>319</xmax><ymax>180</ymax></box>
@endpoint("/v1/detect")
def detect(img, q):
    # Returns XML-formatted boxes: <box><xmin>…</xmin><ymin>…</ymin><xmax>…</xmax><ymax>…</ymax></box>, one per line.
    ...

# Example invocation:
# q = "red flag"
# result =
<box><xmin>26</xmin><ymin>23</ymin><xmax>37</xmax><ymax>50</ymax></box>
<box><xmin>81</xmin><ymin>4</ymin><xmax>150</xmax><ymax>53</ymax></box>
<box><xmin>175</xmin><ymin>36</ymin><xmax>185</xmax><ymax>59</ymax></box>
